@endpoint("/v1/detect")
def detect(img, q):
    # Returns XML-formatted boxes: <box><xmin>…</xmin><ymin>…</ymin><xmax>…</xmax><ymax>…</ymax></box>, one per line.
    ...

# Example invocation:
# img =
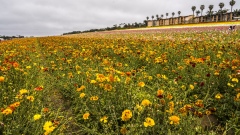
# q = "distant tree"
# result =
<box><xmin>172</xmin><ymin>12</ymin><xmax>175</xmax><ymax>18</ymax></box>
<box><xmin>166</xmin><ymin>13</ymin><xmax>168</xmax><ymax>18</ymax></box>
<box><xmin>192</xmin><ymin>6</ymin><xmax>196</xmax><ymax>17</ymax></box>
<box><xmin>156</xmin><ymin>14</ymin><xmax>159</xmax><ymax>20</ymax></box>
<box><xmin>229</xmin><ymin>0</ymin><xmax>236</xmax><ymax>13</ymax></box>
<box><xmin>209</xmin><ymin>5</ymin><xmax>214</xmax><ymax>21</ymax></box>
<box><xmin>151</xmin><ymin>15</ymin><xmax>154</xmax><ymax>20</ymax></box>
<box><xmin>233</xmin><ymin>9</ymin><xmax>239</xmax><ymax>16</ymax></box>
<box><xmin>219</xmin><ymin>2</ymin><xmax>225</xmax><ymax>21</ymax></box>
<box><xmin>146</xmin><ymin>16</ymin><xmax>149</xmax><ymax>20</ymax></box>
<box><xmin>219</xmin><ymin>2</ymin><xmax>225</xmax><ymax>11</ymax></box>
<box><xmin>161</xmin><ymin>14</ymin><xmax>164</xmax><ymax>19</ymax></box>
<box><xmin>172</xmin><ymin>12</ymin><xmax>175</xmax><ymax>24</ymax></box>
<box><xmin>143</xmin><ymin>20</ymin><xmax>147</xmax><ymax>26</ymax></box>
<box><xmin>200</xmin><ymin>5</ymin><xmax>205</xmax><ymax>16</ymax></box>
<box><xmin>191</xmin><ymin>6</ymin><xmax>196</xmax><ymax>23</ymax></box>
<box><xmin>196</xmin><ymin>10</ymin><xmax>200</xmax><ymax>16</ymax></box>
<box><xmin>178</xmin><ymin>11</ymin><xmax>181</xmax><ymax>16</ymax></box>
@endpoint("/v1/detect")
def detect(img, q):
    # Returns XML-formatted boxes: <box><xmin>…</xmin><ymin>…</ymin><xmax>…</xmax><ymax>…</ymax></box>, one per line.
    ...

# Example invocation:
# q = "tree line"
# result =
<box><xmin>0</xmin><ymin>35</ymin><xmax>24</xmax><ymax>40</ymax></box>
<box><xmin>147</xmin><ymin>0</ymin><xmax>238</xmax><ymax>21</ymax></box>
<box><xmin>63</xmin><ymin>0</ymin><xmax>239</xmax><ymax>35</ymax></box>
<box><xmin>62</xmin><ymin>22</ymin><xmax>147</xmax><ymax>35</ymax></box>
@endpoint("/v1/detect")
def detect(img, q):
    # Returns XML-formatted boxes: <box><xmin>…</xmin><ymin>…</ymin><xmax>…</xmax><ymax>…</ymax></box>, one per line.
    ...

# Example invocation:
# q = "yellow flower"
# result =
<box><xmin>189</xmin><ymin>84</ymin><xmax>194</xmax><ymax>90</ymax></box>
<box><xmin>26</xmin><ymin>66</ymin><xmax>31</xmax><ymax>69</ymax></box>
<box><xmin>83</xmin><ymin>112</ymin><xmax>90</xmax><ymax>120</ymax></box>
<box><xmin>144</xmin><ymin>117</ymin><xmax>155</xmax><ymax>127</ymax></box>
<box><xmin>135</xmin><ymin>104</ymin><xmax>143</xmax><ymax>112</ymax></box>
<box><xmin>90</xmin><ymin>80</ymin><xmax>97</xmax><ymax>84</ymax></box>
<box><xmin>0</xmin><ymin>76</ymin><xmax>4</xmax><ymax>82</ymax></box>
<box><xmin>120</xmin><ymin>127</ymin><xmax>127</xmax><ymax>134</ymax></box>
<box><xmin>114</xmin><ymin>76</ymin><xmax>121</xmax><ymax>82</ymax></box>
<box><xmin>121</xmin><ymin>109</ymin><xmax>132</xmax><ymax>121</ymax></box>
<box><xmin>104</xmin><ymin>84</ymin><xmax>113</xmax><ymax>91</ymax></box>
<box><xmin>68</xmin><ymin>72</ymin><xmax>73</xmax><ymax>78</ymax></box>
<box><xmin>232</xmin><ymin>78</ymin><xmax>239</xmax><ymax>83</ymax></box>
<box><xmin>27</xmin><ymin>96</ymin><xmax>34</xmax><ymax>102</ymax></box>
<box><xmin>162</xmin><ymin>75</ymin><xmax>168</xmax><ymax>80</ymax></box>
<box><xmin>80</xmin><ymin>93</ymin><xmax>86</xmax><ymax>98</ymax></box>
<box><xmin>96</xmin><ymin>73</ymin><xmax>106</xmax><ymax>82</ymax></box>
<box><xmin>236</xmin><ymin>93</ymin><xmax>240</xmax><ymax>99</ymax></box>
<box><xmin>138</xmin><ymin>82</ymin><xmax>145</xmax><ymax>87</ymax></box>
<box><xmin>33</xmin><ymin>114</ymin><xmax>42</xmax><ymax>121</ymax></box>
<box><xmin>141</xmin><ymin>99</ymin><xmax>151</xmax><ymax>107</ymax></box>
<box><xmin>166</xmin><ymin>94</ymin><xmax>173</xmax><ymax>100</ymax></box>
<box><xmin>169</xmin><ymin>115</ymin><xmax>180</xmax><ymax>125</ymax></box>
<box><xmin>19</xmin><ymin>89</ymin><xmax>28</xmax><ymax>95</ymax></box>
<box><xmin>181</xmin><ymin>85</ymin><xmax>186</xmax><ymax>90</ymax></box>
<box><xmin>43</xmin><ymin>121</ymin><xmax>56</xmax><ymax>135</ymax></box>
<box><xmin>215</xmin><ymin>93</ymin><xmax>223</xmax><ymax>99</ymax></box>
<box><xmin>2</xmin><ymin>108</ymin><xmax>13</xmax><ymax>115</ymax></box>
<box><xmin>90</xmin><ymin>96</ymin><xmax>99</xmax><ymax>101</ymax></box>
<box><xmin>214</xmin><ymin>71</ymin><xmax>220</xmax><ymax>76</ymax></box>
<box><xmin>100</xmin><ymin>116</ymin><xmax>108</xmax><ymax>123</ymax></box>
<box><xmin>227</xmin><ymin>83</ymin><xmax>234</xmax><ymax>87</ymax></box>
<box><xmin>76</xmin><ymin>85</ymin><xmax>85</xmax><ymax>92</ymax></box>
<box><xmin>205</xmin><ymin>110</ymin><xmax>211</xmax><ymax>115</ymax></box>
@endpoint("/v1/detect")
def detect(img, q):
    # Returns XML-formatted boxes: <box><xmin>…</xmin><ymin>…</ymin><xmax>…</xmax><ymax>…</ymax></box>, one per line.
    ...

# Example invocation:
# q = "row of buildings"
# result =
<box><xmin>147</xmin><ymin>12</ymin><xmax>235</xmax><ymax>26</ymax></box>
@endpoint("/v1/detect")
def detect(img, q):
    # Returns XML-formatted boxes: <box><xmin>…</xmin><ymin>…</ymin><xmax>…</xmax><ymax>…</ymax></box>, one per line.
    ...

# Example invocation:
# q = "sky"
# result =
<box><xmin>0</xmin><ymin>0</ymin><xmax>238</xmax><ymax>37</ymax></box>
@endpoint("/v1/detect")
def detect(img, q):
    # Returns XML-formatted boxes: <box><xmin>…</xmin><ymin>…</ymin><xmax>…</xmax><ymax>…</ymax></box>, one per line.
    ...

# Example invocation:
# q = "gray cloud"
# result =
<box><xmin>0</xmin><ymin>0</ymin><xmax>238</xmax><ymax>36</ymax></box>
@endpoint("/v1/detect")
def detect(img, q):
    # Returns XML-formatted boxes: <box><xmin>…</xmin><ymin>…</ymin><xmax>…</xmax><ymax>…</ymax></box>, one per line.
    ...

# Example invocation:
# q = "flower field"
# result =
<box><xmin>0</xmin><ymin>25</ymin><xmax>240</xmax><ymax>134</ymax></box>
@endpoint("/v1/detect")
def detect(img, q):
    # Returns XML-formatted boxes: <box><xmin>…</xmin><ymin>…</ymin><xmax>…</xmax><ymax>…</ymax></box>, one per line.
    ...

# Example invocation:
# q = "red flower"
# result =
<box><xmin>34</xmin><ymin>86</ymin><xmax>43</xmax><ymax>91</ymax></box>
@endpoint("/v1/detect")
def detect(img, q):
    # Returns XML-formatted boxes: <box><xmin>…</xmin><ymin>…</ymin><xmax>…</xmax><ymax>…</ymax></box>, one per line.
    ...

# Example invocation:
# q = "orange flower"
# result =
<box><xmin>76</xmin><ymin>85</ymin><xmax>85</xmax><ymax>92</ymax></box>
<box><xmin>157</xmin><ymin>89</ymin><xmax>164</xmax><ymax>98</ymax></box>
<box><xmin>12</xmin><ymin>62</ymin><xmax>19</xmax><ymax>68</ymax></box>
<box><xmin>43</xmin><ymin>108</ymin><xmax>49</xmax><ymax>113</ymax></box>
<box><xmin>0</xmin><ymin>76</ymin><xmax>4</xmax><ymax>82</ymax></box>
<box><xmin>83</xmin><ymin>112</ymin><xmax>90</xmax><ymax>120</ymax></box>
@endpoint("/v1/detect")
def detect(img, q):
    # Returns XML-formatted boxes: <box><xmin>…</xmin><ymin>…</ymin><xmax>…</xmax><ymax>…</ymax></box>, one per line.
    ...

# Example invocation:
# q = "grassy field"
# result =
<box><xmin>0</xmin><ymin>23</ymin><xmax>240</xmax><ymax>135</ymax></box>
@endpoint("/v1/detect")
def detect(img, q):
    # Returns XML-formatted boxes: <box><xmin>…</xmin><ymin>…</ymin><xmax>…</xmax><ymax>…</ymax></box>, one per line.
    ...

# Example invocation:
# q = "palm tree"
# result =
<box><xmin>192</xmin><ymin>6</ymin><xmax>196</xmax><ymax>23</ymax></box>
<box><xmin>233</xmin><ymin>9</ymin><xmax>239</xmax><ymax>17</ymax></box>
<box><xmin>151</xmin><ymin>15</ymin><xmax>154</xmax><ymax>26</ymax></box>
<box><xmin>200</xmin><ymin>5</ymin><xmax>205</xmax><ymax>16</ymax></box>
<box><xmin>161</xmin><ymin>14</ymin><xmax>164</xmax><ymax>19</ymax></box>
<box><xmin>178</xmin><ymin>11</ymin><xmax>181</xmax><ymax>16</ymax></box>
<box><xmin>209</xmin><ymin>5</ymin><xmax>214</xmax><ymax>21</ymax></box>
<box><xmin>172</xmin><ymin>12</ymin><xmax>175</xmax><ymax>24</ymax></box>
<box><xmin>166</xmin><ymin>13</ymin><xmax>169</xmax><ymax>18</ymax></box>
<box><xmin>196</xmin><ymin>10</ymin><xmax>200</xmax><ymax>16</ymax></box>
<box><xmin>192</xmin><ymin>6</ymin><xmax>196</xmax><ymax>17</ymax></box>
<box><xmin>156</xmin><ymin>14</ymin><xmax>159</xmax><ymax>20</ymax></box>
<box><xmin>146</xmin><ymin>16</ymin><xmax>149</xmax><ymax>20</ymax></box>
<box><xmin>229</xmin><ymin>0</ymin><xmax>236</xmax><ymax>13</ymax></box>
<box><xmin>219</xmin><ymin>2</ymin><xmax>225</xmax><ymax>11</ymax></box>
<box><xmin>172</xmin><ymin>12</ymin><xmax>175</xmax><ymax>18</ymax></box>
<box><xmin>219</xmin><ymin>2</ymin><xmax>225</xmax><ymax>21</ymax></box>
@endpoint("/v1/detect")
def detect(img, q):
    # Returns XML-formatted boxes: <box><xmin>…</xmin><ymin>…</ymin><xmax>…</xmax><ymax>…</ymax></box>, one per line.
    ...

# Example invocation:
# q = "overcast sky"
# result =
<box><xmin>0</xmin><ymin>0</ymin><xmax>238</xmax><ymax>36</ymax></box>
